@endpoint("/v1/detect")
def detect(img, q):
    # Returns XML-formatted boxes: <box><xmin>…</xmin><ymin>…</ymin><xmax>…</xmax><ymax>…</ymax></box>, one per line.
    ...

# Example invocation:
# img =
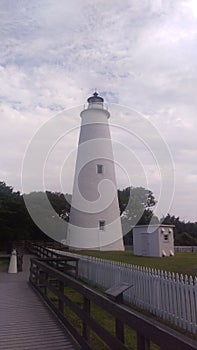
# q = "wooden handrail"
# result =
<box><xmin>29</xmin><ymin>257</ymin><xmax>197</xmax><ymax>350</ymax></box>
<box><xmin>26</xmin><ymin>242</ymin><xmax>79</xmax><ymax>278</ymax></box>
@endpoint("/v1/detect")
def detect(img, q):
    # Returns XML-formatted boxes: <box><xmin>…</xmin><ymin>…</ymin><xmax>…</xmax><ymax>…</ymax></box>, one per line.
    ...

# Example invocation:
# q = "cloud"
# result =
<box><xmin>0</xmin><ymin>0</ymin><xmax>197</xmax><ymax>220</ymax></box>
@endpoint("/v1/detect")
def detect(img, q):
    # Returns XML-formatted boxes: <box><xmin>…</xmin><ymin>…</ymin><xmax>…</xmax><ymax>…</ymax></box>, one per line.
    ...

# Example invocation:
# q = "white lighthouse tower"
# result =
<box><xmin>68</xmin><ymin>92</ymin><xmax>124</xmax><ymax>251</ymax></box>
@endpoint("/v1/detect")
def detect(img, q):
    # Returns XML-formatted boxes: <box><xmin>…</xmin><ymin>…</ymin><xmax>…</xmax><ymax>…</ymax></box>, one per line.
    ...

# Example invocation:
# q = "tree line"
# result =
<box><xmin>0</xmin><ymin>181</ymin><xmax>196</xmax><ymax>249</ymax></box>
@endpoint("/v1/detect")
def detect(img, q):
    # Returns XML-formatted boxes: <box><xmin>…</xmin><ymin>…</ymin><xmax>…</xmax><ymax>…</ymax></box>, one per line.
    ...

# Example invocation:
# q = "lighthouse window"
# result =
<box><xmin>97</xmin><ymin>164</ymin><xmax>103</xmax><ymax>174</ymax></box>
<box><xmin>99</xmin><ymin>220</ymin><xmax>105</xmax><ymax>231</ymax></box>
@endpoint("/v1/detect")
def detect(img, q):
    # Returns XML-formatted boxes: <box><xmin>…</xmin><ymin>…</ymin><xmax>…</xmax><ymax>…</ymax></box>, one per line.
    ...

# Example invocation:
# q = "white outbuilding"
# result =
<box><xmin>133</xmin><ymin>224</ymin><xmax>174</xmax><ymax>257</ymax></box>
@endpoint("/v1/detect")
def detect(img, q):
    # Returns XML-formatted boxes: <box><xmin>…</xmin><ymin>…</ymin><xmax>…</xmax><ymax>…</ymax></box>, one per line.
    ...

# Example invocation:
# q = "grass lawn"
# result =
<box><xmin>71</xmin><ymin>250</ymin><xmax>197</xmax><ymax>277</ymax></box>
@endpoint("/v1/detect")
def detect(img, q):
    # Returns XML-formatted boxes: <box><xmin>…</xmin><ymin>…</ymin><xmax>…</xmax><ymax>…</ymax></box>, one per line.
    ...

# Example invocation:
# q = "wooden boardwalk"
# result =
<box><xmin>0</xmin><ymin>255</ymin><xmax>79</xmax><ymax>350</ymax></box>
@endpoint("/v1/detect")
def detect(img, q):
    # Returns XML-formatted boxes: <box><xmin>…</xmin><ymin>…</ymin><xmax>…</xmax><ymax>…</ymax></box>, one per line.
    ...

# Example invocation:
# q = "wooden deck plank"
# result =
<box><xmin>0</xmin><ymin>255</ymin><xmax>79</xmax><ymax>350</ymax></box>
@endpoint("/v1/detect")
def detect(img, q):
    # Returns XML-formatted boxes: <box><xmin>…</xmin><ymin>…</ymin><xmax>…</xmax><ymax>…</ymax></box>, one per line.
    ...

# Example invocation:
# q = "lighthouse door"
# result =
<box><xmin>141</xmin><ymin>233</ymin><xmax>149</xmax><ymax>256</ymax></box>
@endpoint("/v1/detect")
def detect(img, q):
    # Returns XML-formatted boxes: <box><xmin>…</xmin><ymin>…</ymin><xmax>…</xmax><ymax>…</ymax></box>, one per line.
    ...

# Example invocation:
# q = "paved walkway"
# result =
<box><xmin>0</xmin><ymin>255</ymin><xmax>79</xmax><ymax>350</ymax></box>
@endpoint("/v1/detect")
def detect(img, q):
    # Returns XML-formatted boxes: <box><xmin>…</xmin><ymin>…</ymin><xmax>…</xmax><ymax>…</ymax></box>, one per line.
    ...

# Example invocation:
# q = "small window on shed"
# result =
<box><xmin>99</xmin><ymin>220</ymin><xmax>105</xmax><ymax>231</ymax></box>
<box><xmin>97</xmin><ymin>164</ymin><xmax>103</xmax><ymax>174</ymax></box>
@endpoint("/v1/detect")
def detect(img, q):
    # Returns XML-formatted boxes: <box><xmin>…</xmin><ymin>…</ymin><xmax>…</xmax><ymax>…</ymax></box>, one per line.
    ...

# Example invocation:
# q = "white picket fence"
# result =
<box><xmin>53</xmin><ymin>250</ymin><xmax>197</xmax><ymax>334</ymax></box>
<box><xmin>175</xmin><ymin>246</ymin><xmax>197</xmax><ymax>253</ymax></box>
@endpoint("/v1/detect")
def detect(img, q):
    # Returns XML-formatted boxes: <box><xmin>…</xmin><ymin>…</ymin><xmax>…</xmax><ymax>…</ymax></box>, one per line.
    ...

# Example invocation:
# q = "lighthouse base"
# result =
<box><xmin>66</xmin><ymin>223</ymin><xmax>125</xmax><ymax>251</ymax></box>
<box><xmin>94</xmin><ymin>238</ymin><xmax>125</xmax><ymax>251</ymax></box>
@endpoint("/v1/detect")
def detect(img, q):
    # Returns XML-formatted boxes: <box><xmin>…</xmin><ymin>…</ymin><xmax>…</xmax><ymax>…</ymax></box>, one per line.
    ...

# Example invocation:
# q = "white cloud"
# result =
<box><xmin>0</xmin><ymin>0</ymin><xmax>197</xmax><ymax>220</ymax></box>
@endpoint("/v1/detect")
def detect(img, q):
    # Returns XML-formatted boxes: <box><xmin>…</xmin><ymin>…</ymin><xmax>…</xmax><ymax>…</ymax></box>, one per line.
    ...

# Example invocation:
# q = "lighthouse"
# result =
<box><xmin>68</xmin><ymin>92</ymin><xmax>124</xmax><ymax>251</ymax></box>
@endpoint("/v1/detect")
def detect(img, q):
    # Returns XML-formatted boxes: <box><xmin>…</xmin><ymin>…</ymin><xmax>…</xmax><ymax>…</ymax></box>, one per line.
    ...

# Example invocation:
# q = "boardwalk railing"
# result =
<box><xmin>26</xmin><ymin>242</ymin><xmax>79</xmax><ymax>278</ymax></box>
<box><xmin>54</xmin><ymin>250</ymin><xmax>197</xmax><ymax>334</ymax></box>
<box><xmin>29</xmin><ymin>257</ymin><xmax>197</xmax><ymax>350</ymax></box>
<box><xmin>27</xmin><ymin>243</ymin><xmax>197</xmax><ymax>335</ymax></box>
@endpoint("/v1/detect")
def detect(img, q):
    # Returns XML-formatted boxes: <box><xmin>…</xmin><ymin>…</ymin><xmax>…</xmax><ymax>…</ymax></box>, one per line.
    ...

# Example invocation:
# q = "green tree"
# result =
<box><xmin>46</xmin><ymin>191</ymin><xmax>71</xmax><ymax>220</ymax></box>
<box><xmin>118</xmin><ymin>187</ymin><xmax>158</xmax><ymax>245</ymax></box>
<box><xmin>0</xmin><ymin>182</ymin><xmax>48</xmax><ymax>249</ymax></box>
<box><xmin>161</xmin><ymin>214</ymin><xmax>197</xmax><ymax>245</ymax></box>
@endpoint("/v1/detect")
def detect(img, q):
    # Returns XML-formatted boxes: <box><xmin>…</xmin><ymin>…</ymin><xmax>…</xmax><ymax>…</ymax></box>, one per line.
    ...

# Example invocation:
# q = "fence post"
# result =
<box><xmin>43</xmin><ymin>272</ymin><xmax>48</xmax><ymax>296</ymax></box>
<box><xmin>82</xmin><ymin>296</ymin><xmax>90</xmax><ymax>341</ymax></box>
<box><xmin>115</xmin><ymin>291</ymin><xmax>125</xmax><ymax>343</ymax></box>
<box><xmin>58</xmin><ymin>281</ymin><xmax>64</xmax><ymax>314</ymax></box>
<box><xmin>137</xmin><ymin>333</ymin><xmax>150</xmax><ymax>350</ymax></box>
<box><xmin>75</xmin><ymin>260</ymin><xmax>79</xmax><ymax>279</ymax></box>
<box><xmin>35</xmin><ymin>264</ymin><xmax>39</xmax><ymax>286</ymax></box>
<box><xmin>116</xmin><ymin>317</ymin><xmax>124</xmax><ymax>343</ymax></box>
<box><xmin>105</xmin><ymin>283</ymin><xmax>132</xmax><ymax>344</ymax></box>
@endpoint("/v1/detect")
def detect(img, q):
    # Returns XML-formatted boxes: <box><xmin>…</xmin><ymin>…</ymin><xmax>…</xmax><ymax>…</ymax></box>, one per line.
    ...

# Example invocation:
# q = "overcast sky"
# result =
<box><xmin>0</xmin><ymin>0</ymin><xmax>197</xmax><ymax>221</ymax></box>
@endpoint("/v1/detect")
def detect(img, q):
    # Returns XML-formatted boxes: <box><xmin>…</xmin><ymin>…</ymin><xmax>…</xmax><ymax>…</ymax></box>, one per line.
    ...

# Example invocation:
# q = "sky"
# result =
<box><xmin>0</xmin><ymin>0</ymin><xmax>197</xmax><ymax>221</ymax></box>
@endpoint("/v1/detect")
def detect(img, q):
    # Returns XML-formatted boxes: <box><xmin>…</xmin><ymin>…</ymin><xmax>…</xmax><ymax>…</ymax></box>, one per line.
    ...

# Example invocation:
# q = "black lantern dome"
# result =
<box><xmin>87</xmin><ymin>92</ymin><xmax>104</xmax><ymax>103</ymax></box>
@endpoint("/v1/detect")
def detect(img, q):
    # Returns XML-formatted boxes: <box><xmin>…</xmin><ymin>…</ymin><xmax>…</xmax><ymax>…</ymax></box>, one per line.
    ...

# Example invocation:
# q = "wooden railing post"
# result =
<box><xmin>75</xmin><ymin>260</ymin><xmax>79</xmax><ymax>279</ymax></box>
<box><xmin>35</xmin><ymin>264</ymin><xmax>39</xmax><ymax>286</ymax></box>
<box><xmin>82</xmin><ymin>296</ymin><xmax>90</xmax><ymax>341</ymax></box>
<box><xmin>29</xmin><ymin>259</ymin><xmax>33</xmax><ymax>282</ymax></box>
<box><xmin>58</xmin><ymin>281</ymin><xmax>64</xmax><ymax>314</ymax></box>
<box><xmin>43</xmin><ymin>272</ymin><xmax>48</xmax><ymax>296</ymax></box>
<box><xmin>137</xmin><ymin>333</ymin><xmax>150</xmax><ymax>350</ymax></box>
<box><xmin>116</xmin><ymin>318</ymin><xmax>124</xmax><ymax>343</ymax></box>
<box><xmin>115</xmin><ymin>293</ymin><xmax>124</xmax><ymax>343</ymax></box>
<box><xmin>105</xmin><ymin>283</ymin><xmax>132</xmax><ymax>344</ymax></box>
